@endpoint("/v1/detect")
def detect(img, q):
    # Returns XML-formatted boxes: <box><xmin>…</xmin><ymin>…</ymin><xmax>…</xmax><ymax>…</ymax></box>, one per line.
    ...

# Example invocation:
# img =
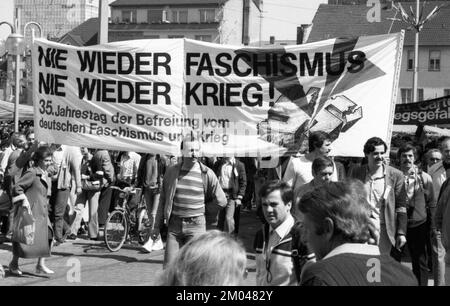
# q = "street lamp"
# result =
<box><xmin>1</xmin><ymin>21</ymin><xmax>42</xmax><ymax>132</ymax></box>
<box><xmin>393</xmin><ymin>1</ymin><xmax>442</xmax><ymax>103</ymax></box>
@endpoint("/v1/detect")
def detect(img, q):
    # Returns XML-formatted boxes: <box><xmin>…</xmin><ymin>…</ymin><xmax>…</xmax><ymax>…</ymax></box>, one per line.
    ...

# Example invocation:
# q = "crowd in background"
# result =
<box><xmin>1</xmin><ymin>124</ymin><xmax>450</xmax><ymax>286</ymax></box>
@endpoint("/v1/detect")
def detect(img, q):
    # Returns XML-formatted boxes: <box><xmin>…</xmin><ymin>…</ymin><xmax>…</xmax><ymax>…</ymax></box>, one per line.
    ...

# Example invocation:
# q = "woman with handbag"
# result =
<box><xmin>9</xmin><ymin>146</ymin><xmax>54</xmax><ymax>276</ymax></box>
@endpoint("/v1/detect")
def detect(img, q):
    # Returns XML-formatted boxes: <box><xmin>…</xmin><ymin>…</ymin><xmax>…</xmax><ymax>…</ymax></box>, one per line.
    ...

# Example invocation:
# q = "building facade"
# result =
<box><xmin>15</xmin><ymin>0</ymin><xmax>99</xmax><ymax>41</ymax></box>
<box><xmin>308</xmin><ymin>1</ymin><xmax>450</xmax><ymax>104</ymax></box>
<box><xmin>109</xmin><ymin>0</ymin><xmax>262</xmax><ymax>45</ymax></box>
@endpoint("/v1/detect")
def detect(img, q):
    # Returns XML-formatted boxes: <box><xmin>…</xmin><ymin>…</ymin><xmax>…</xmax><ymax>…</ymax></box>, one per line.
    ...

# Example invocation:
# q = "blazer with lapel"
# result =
<box><xmin>351</xmin><ymin>164</ymin><xmax>408</xmax><ymax>247</ymax></box>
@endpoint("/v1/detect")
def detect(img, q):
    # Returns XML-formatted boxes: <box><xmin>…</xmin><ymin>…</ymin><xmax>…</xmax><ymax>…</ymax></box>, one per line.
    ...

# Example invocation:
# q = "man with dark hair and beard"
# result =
<box><xmin>397</xmin><ymin>143</ymin><xmax>436</xmax><ymax>286</ymax></box>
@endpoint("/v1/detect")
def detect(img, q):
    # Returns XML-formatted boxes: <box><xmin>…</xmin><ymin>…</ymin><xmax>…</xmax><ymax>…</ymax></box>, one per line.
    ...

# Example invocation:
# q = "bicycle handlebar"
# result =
<box><xmin>109</xmin><ymin>186</ymin><xmax>140</xmax><ymax>194</ymax></box>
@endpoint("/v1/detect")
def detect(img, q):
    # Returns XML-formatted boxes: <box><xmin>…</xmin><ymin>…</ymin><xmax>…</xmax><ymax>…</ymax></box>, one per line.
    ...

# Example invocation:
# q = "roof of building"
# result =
<box><xmin>308</xmin><ymin>1</ymin><xmax>450</xmax><ymax>46</ymax></box>
<box><xmin>110</xmin><ymin>0</ymin><xmax>228</xmax><ymax>7</ymax></box>
<box><xmin>58</xmin><ymin>18</ymin><xmax>99</xmax><ymax>46</ymax></box>
<box><xmin>249</xmin><ymin>40</ymin><xmax>298</xmax><ymax>47</ymax></box>
<box><xmin>109</xmin><ymin>22</ymin><xmax>219</xmax><ymax>30</ymax></box>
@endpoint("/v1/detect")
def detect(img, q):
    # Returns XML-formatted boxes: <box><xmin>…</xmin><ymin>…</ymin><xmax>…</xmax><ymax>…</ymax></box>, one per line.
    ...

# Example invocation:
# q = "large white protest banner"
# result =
<box><xmin>33</xmin><ymin>32</ymin><xmax>403</xmax><ymax>157</ymax></box>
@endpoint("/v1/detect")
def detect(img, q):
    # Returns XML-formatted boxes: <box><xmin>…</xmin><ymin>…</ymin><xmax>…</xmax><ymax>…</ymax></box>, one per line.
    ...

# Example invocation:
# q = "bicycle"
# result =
<box><xmin>104</xmin><ymin>186</ymin><xmax>150</xmax><ymax>252</ymax></box>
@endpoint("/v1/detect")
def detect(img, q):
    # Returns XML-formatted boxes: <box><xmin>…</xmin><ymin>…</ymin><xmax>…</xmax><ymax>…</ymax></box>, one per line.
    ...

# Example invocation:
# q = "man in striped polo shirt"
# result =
<box><xmin>154</xmin><ymin>135</ymin><xmax>227</xmax><ymax>267</ymax></box>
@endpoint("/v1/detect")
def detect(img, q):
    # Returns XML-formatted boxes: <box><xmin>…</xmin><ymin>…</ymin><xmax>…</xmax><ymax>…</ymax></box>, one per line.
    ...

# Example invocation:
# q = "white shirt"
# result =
<box><xmin>118</xmin><ymin>152</ymin><xmax>141</xmax><ymax>180</ymax></box>
<box><xmin>283</xmin><ymin>155</ymin><xmax>338</xmax><ymax>191</ymax></box>
<box><xmin>219</xmin><ymin>157</ymin><xmax>235</xmax><ymax>190</ymax></box>
<box><xmin>256</xmin><ymin>214</ymin><xmax>296</xmax><ymax>286</ymax></box>
<box><xmin>428</xmin><ymin>161</ymin><xmax>447</xmax><ymax>198</ymax></box>
<box><xmin>269</xmin><ymin>214</ymin><xmax>295</xmax><ymax>253</ymax></box>
<box><xmin>323</xmin><ymin>243</ymin><xmax>380</xmax><ymax>260</ymax></box>
<box><xmin>0</xmin><ymin>145</ymin><xmax>17</xmax><ymax>173</ymax></box>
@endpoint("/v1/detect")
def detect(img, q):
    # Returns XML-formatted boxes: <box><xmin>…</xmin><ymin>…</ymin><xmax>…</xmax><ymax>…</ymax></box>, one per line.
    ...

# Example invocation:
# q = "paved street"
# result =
<box><xmin>0</xmin><ymin>210</ymin><xmax>261</xmax><ymax>286</ymax></box>
<box><xmin>0</xmin><ymin>209</ymin><xmax>434</xmax><ymax>286</ymax></box>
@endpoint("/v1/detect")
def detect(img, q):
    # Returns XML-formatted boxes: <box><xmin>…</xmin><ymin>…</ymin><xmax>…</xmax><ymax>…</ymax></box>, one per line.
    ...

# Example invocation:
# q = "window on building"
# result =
<box><xmin>418</xmin><ymin>88</ymin><xmax>424</xmax><ymax>101</ymax></box>
<box><xmin>401</xmin><ymin>88</ymin><xmax>412</xmax><ymax>104</ymax></box>
<box><xmin>429</xmin><ymin>50</ymin><xmax>441</xmax><ymax>71</ymax></box>
<box><xmin>199</xmin><ymin>9</ymin><xmax>216</xmax><ymax>23</ymax></box>
<box><xmin>168</xmin><ymin>35</ymin><xmax>184</xmax><ymax>38</ymax></box>
<box><xmin>401</xmin><ymin>88</ymin><xmax>423</xmax><ymax>103</ymax></box>
<box><xmin>172</xmin><ymin>10</ymin><xmax>188</xmax><ymax>23</ymax></box>
<box><xmin>407</xmin><ymin>50</ymin><xmax>414</xmax><ymax>70</ymax></box>
<box><xmin>444</xmin><ymin>89</ymin><xmax>450</xmax><ymax>96</ymax></box>
<box><xmin>195</xmin><ymin>35</ymin><xmax>213</xmax><ymax>42</ymax></box>
<box><xmin>122</xmin><ymin>10</ymin><xmax>136</xmax><ymax>23</ymax></box>
<box><xmin>148</xmin><ymin>9</ymin><xmax>163</xmax><ymax>23</ymax></box>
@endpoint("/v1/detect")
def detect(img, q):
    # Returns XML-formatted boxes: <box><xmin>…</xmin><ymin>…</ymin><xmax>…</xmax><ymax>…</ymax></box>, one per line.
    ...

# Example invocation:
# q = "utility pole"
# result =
<box><xmin>98</xmin><ymin>0</ymin><xmax>109</xmax><ymax>44</ymax></box>
<box><xmin>393</xmin><ymin>0</ymin><xmax>441</xmax><ymax>103</ymax></box>
<box><xmin>412</xmin><ymin>0</ymin><xmax>419</xmax><ymax>102</ymax></box>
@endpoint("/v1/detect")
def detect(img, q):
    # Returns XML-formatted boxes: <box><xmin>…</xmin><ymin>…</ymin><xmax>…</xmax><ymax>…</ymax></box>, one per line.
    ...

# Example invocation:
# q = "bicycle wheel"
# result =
<box><xmin>104</xmin><ymin>210</ymin><xmax>128</xmax><ymax>252</ymax></box>
<box><xmin>136</xmin><ymin>207</ymin><xmax>149</xmax><ymax>245</ymax></box>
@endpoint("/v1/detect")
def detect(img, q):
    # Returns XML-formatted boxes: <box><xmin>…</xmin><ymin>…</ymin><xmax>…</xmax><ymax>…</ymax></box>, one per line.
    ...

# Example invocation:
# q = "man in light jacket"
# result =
<box><xmin>153</xmin><ymin>135</ymin><xmax>226</xmax><ymax>267</ymax></box>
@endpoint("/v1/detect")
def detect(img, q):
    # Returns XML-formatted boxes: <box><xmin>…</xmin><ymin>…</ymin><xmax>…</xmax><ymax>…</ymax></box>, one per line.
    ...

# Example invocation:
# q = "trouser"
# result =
<box><xmin>379</xmin><ymin>223</ymin><xmax>402</xmax><ymax>262</ymax></box>
<box><xmin>164</xmin><ymin>215</ymin><xmax>206</xmax><ymax>268</ymax></box>
<box><xmin>98</xmin><ymin>186</ymin><xmax>113</xmax><ymax>226</ymax></box>
<box><xmin>0</xmin><ymin>208</ymin><xmax>13</xmax><ymax>236</ymax></box>
<box><xmin>445</xmin><ymin>252</ymin><xmax>450</xmax><ymax>286</ymax></box>
<box><xmin>234</xmin><ymin>205</ymin><xmax>241</xmax><ymax>235</ymax></box>
<box><xmin>71</xmin><ymin>190</ymin><xmax>100</xmax><ymax>239</ymax></box>
<box><xmin>144</xmin><ymin>187</ymin><xmax>160</xmax><ymax>224</ymax></box>
<box><xmin>242</xmin><ymin>179</ymin><xmax>254</xmax><ymax>209</ymax></box>
<box><xmin>432</xmin><ymin>230</ymin><xmax>446</xmax><ymax>286</ymax></box>
<box><xmin>0</xmin><ymin>180</ymin><xmax>13</xmax><ymax>235</ymax></box>
<box><xmin>407</xmin><ymin>222</ymin><xmax>429</xmax><ymax>286</ymax></box>
<box><xmin>50</xmin><ymin>186</ymin><xmax>70</xmax><ymax>241</ymax></box>
<box><xmin>217</xmin><ymin>191</ymin><xmax>236</xmax><ymax>235</ymax></box>
<box><xmin>426</xmin><ymin>210</ymin><xmax>433</xmax><ymax>270</ymax></box>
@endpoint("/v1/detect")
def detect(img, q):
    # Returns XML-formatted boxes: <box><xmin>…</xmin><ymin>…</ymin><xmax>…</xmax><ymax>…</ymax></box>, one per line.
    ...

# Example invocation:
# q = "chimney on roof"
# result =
<box><xmin>297</xmin><ymin>24</ymin><xmax>312</xmax><ymax>44</ymax></box>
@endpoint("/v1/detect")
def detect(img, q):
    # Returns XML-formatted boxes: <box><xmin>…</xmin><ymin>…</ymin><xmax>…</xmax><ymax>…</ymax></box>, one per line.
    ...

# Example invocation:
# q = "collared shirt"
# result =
<box><xmin>323</xmin><ymin>243</ymin><xmax>380</xmax><ymax>260</ymax></box>
<box><xmin>219</xmin><ymin>157</ymin><xmax>235</xmax><ymax>190</ymax></box>
<box><xmin>429</xmin><ymin>161</ymin><xmax>447</xmax><ymax>199</ymax></box>
<box><xmin>256</xmin><ymin>213</ymin><xmax>296</xmax><ymax>286</ymax></box>
<box><xmin>365</xmin><ymin>166</ymin><xmax>386</xmax><ymax>225</ymax></box>
<box><xmin>266</xmin><ymin>214</ymin><xmax>295</xmax><ymax>257</ymax></box>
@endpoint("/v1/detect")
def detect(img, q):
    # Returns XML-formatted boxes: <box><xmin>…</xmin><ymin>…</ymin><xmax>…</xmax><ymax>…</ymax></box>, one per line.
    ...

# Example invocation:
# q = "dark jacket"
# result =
<box><xmin>436</xmin><ymin>178</ymin><xmax>450</xmax><ymax>251</ymax></box>
<box><xmin>90</xmin><ymin>150</ymin><xmax>115</xmax><ymax>187</ymax></box>
<box><xmin>253</xmin><ymin>216</ymin><xmax>315</xmax><ymax>286</ymax></box>
<box><xmin>136</xmin><ymin>154</ymin><xmax>166</xmax><ymax>188</ymax></box>
<box><xmin>12</xmin><ymin>167</ymin><xmax>52</xmax><ymax>258</ymax></box>
<box><xmin>351</xmin><ymin>164</ymin><xmax>408</xmax><ymax>247</ymax></box>
<box><xmin>213</xmin><ymin>159</ymin><xmax>247</xmax><ymax>200</ymax></box>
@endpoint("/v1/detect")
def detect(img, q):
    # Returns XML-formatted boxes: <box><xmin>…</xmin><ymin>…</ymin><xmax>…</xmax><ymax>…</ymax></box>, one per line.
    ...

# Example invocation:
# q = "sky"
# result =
<box><xmin>0</xmin><ymin>0</ymin><xmax>327</xmax><ymax>45</ymax></box>
<box><xmin>0</xmin><ymin>0</ymin><xmax>14</xmax><ymax>43</ymax></box>
<box><xmin>261</xmin><ymin>0</ymin><xmax>327</xmax><ymax>41</ymax></box>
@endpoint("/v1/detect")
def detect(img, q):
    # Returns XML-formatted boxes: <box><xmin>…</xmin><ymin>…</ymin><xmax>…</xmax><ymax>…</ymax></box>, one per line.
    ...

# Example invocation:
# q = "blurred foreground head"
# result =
<box><xmin>161</xmin><ymin>230</ymin><xmax>247</xmax><ymax>286</ymax></box>
<box><xmin>298</xmin><ymin>180</ymin><xmax>373</xmax><ymax>260</ymax></box>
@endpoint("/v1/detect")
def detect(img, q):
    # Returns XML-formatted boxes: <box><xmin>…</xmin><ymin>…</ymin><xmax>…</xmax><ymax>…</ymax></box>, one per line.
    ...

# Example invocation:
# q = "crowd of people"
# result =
<box><xmin>1</xmin><ymin>126</ymin><xmax>450</xmax><ymax>286</ymax></box>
